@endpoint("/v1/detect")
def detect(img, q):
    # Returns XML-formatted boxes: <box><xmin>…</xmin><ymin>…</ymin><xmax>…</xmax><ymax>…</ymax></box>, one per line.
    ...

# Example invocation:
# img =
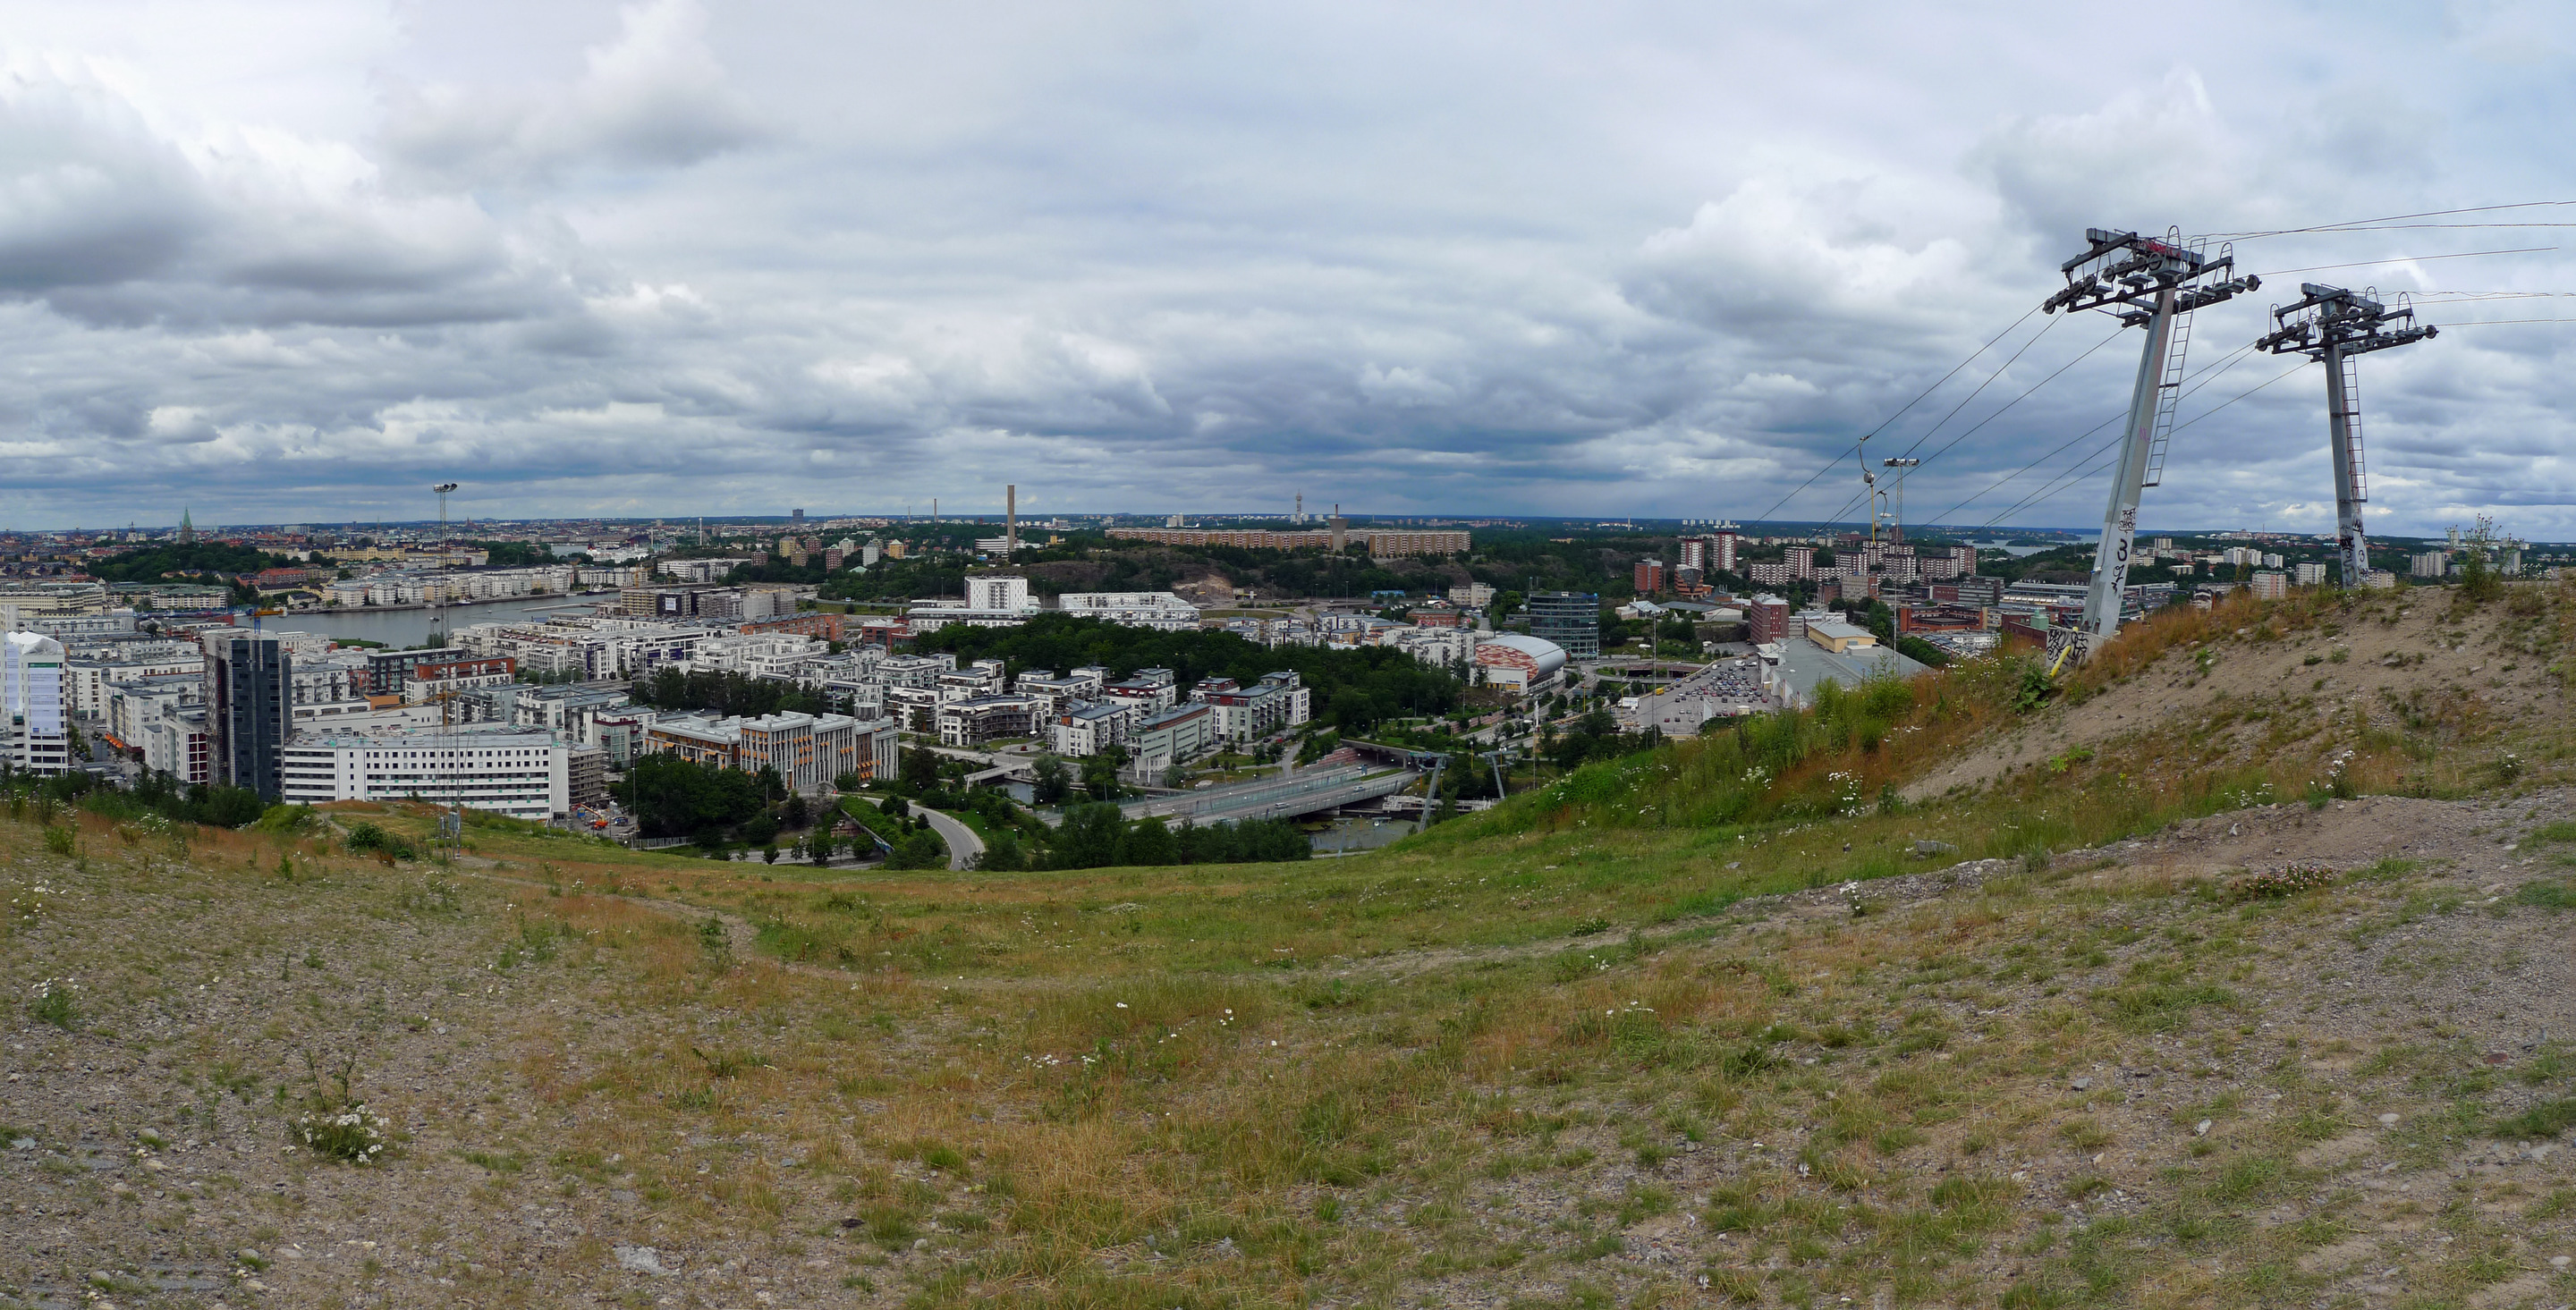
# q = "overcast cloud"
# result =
<box><xmin>1</xmin><ymin>0</ymin><xmax>2572</xmax><ymax>537</ymax></box>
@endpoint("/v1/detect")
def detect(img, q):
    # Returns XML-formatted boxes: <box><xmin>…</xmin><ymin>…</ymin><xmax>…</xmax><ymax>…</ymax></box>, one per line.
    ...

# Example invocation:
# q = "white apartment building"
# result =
<box><xmin>641</xmin><ymin>710</ymin><xmax>899</xmax><ymax>791</ymax></box>
<box><xmin>1447</xmin><ymin>582</ymin><xmax>1496</xmax><ymax>607</ymax></box>
<box><xmin>1054</xmin><ymin>591</ymin><xmax>1201</xmax><ymax>630</ymax></box>
<box><xmin>142</xmin><ymin>706</ymin><xmax>211</xmax><ymax>784</ymax></box>
<box><xmin>906</xmin><ymin>576</ymin><xmax>1041</xmax><ymax>633</ymax></box>
<box><xmin>1049</xmin><ymin>700</ymin><xmax>1138</xmax><ymax>757</ymax></box>
<box><xmin>3</xmin><ymin>630</ymin><xmax>71</xmax><ymax>776</ymax></box>
<box><xmin>1129</xmin><ymin>703</ymin><xmax>1216</xmax><ymax>775</ymax></box>
<box><xmin>2293</xmin><ymin>562</ymin><xmax>2329</xmax><ymax>587</ymax></box>
<box><xmin>277</xmin><ymin>727</ymin><xmax>569</xmax><ymax>819</ymax></box>
<box><xmin>63</xmin><ymin>652</ymin><xmax>204</xmax><ymax>717</ymax></box>
<box><xmin>937</xmin><ymin>694</ymin><xmax>1048</xmax><ymax>747</ymax></box>
<box><xmin>1189</xmin><ymin>672</ymin><xmax>1311</xmax><ymax>741</ymax></box>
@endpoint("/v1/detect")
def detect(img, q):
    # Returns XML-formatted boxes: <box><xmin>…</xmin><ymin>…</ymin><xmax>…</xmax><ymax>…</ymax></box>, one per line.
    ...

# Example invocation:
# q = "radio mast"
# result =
<box><xmin>2254</xmin><ymin>284</ymin><xmax>2435</xmax><ymax>588</ymax></box>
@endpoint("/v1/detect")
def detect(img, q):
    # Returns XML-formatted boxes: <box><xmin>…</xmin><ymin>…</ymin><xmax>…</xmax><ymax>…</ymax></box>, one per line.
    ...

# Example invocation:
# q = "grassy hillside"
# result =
<box><xmin>3</xmin><ymin>579</ymin><xmax>2572</xmax><ymax>1309</ymax></box>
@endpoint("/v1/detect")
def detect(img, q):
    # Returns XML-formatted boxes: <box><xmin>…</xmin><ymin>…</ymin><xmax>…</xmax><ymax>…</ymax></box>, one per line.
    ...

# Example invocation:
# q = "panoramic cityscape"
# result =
<box><xmin>3</xmin><ymin>4</ymin><xmax>2574</xmax><ymax>1309</ymax></box>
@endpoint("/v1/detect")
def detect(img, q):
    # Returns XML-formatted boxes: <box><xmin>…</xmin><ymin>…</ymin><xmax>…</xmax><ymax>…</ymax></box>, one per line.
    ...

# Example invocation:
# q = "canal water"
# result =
<box><xmin>1309</xmin><ymin>815</ymin><xmax>1415</xmax><ymax>855</ymax></box>
<box><xmin>267</xmin><ymin>596</ymin><xmax>610</xmax><ymax>650</ymax></box>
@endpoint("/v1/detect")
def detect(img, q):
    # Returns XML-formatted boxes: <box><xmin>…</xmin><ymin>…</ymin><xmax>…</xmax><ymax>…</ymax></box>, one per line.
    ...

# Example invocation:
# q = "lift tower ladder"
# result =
<box><xmin>2038</xmin><ymin>227</ymin><xmax>2259</xmax><ymax>670</ymax></box>
<box><xmin>2140</xmin><ymin>283</ymin><xmax>2196</xmax><ymax>488</ymax></box>
<box><xmin>2254</xmin><ymin>284</ymin><xmax>2435</xmax><ymax>588</ymax></box>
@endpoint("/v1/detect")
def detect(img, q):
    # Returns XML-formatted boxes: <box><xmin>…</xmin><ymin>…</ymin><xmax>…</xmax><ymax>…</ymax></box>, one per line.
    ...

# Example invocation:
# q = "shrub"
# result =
<box><xmin>27</xmin><ymin>977</ymin><xmax>76</xmax><ymax>1031</ymax></box>
<box><xmin>343</xmin><ymin>823</ymin><xmax>418</xmax><ymax>860</ymax></box>
<box><xmin>2235</xmin><ymin>863</ymin><xmax>2338</xmax><ymax>900</ymax></box>
<box><xmin>292</xmin><ymin>1056</ymin><xmax>387</xmax><ymax>1163</ymax></box>
<box><xmin>40</xmin><ymin>826</ymin><xmax>72</xmax><ymax>857</ymax></box>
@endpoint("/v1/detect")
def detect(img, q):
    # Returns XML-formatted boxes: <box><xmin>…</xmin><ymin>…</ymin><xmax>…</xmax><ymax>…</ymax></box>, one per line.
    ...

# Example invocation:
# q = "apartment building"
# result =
<box><xmin>277</xmin><ymin>727</ymin><xmax>568</xmax><ymax>820</ymax></box>
<box><xmin>1189</xmin><ymin>672</ymin><xmax>1311</xmax><ymax>741</ymax></box>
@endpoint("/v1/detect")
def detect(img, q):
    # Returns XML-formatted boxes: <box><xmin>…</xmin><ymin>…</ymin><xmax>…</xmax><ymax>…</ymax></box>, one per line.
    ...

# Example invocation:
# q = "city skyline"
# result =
<box><xmin>1</xmin><ymin>3</ymin><xmax>2573</xmax><ymax>535</ymax></box>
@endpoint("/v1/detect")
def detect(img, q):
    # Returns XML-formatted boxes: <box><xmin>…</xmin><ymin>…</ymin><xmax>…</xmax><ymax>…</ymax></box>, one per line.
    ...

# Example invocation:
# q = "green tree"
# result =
<box><xmin>1031</xmin><ymin>755</ymin><xmax>1072</xmax><ymax>806</ymax></box>
<box><xmin>1080</xmin><ymin>747</ymin><xmax>1129</xmax><ymax>801</ymax></box>
<box><xmin>1123</xmin><ymin>816</ymin><xmax>1176</xmax><ymax>866</ymax></box>
<box><xmin>900</xmin><ymin>744</ymin><xmax>941</xmax><ymax>792</ymax></box>
<box><xmin>886</xmin><ymin>828</ymin><xmax>946</xmax><ymax>870</ymax></box>
<box><xmin>1051</xmin><ymin>803</ymin><xmax>1128</xmax><ymax>869</ymax></box>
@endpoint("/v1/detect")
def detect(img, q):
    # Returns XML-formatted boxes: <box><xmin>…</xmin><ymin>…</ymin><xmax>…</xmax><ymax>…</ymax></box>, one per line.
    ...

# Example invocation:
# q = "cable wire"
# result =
<box><xmin>1817</xmin><ymin>320</ymin><xmax>2124</xmax><ymax>529</ymax></box>
<box><xmin>2251</xmin><ymin>247</ymin><xmax>2555</xmax><ymax>277</ymax></box>
<box><xmin>1748</xmin><ymin>305</ymin><xmax>2042</xmax><ymax>525</ymax></box>
<box><xmin>2201</xmin><ymin>200</ymin><xmax>2576</xmax><ymax>241</ymax></box>
<box><xmin>1976</xmin><ymin>359</ymin><xmax>2312</xmax><ymax>529</ymax></box>
<box><xmin>1922</xmin><ymin>338</ymin><xmax>2260</xmax><ymax>528</ymax></box>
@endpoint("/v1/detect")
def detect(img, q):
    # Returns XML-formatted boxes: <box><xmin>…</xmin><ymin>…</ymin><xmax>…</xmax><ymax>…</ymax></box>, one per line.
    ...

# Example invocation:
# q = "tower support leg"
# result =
<box><xmin>2065</xmin><ymin>288</ymin><xmax>2178</xmax><ymax>665</ymax></box>
<box><xmin>2322</xmin><ymin>344</ymin><xmax>2370</xmax><ymax>586</ymax></box>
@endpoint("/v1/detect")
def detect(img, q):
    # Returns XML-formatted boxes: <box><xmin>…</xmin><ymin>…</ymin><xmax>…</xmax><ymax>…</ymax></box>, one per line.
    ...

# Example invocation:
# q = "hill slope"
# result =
<box><xmin>3</xmin><ymin>583</ymin><xmax>2572</xmax><ymax>1310</ymax></box>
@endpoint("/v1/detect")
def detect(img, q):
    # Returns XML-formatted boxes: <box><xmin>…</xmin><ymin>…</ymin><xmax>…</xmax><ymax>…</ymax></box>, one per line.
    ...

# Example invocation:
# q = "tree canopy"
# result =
<box><xmin>918</xmin><ymin>613</ymin><xmax>1460</xmax><ymax>731</ymax></box>
<box><xmin>89</xmin><ymin>541</ymin><xmax>290</xmax><ymax>582</ymax></box>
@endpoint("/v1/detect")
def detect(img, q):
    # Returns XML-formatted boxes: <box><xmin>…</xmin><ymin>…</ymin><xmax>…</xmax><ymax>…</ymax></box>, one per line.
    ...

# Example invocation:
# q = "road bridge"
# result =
<box><xmin>1118</xmin><ymin>764</ymin><xmax>1414</xmax><ymax>826</ymax></box>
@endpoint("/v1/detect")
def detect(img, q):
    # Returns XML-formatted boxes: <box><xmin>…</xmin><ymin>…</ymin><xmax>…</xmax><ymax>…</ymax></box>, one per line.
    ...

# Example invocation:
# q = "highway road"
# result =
<box><xmin>1120</xmin><ymin>764</ymin><xmax>1413</xmax><ymax>825</ymax></box>
<box><xmin>851</xmin><ymin>795</ymin><xmax>986</xmax><ymax>871</ymax></box>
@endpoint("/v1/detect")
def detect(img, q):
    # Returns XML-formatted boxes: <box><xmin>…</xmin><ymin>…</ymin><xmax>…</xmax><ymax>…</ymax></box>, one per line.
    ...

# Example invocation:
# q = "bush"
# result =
<box><xmin>292</xmin><ymin>1056</ymin><xmax>388</xmax><ymax>1163</ymax></box>
<box><xmin>26</xmin><ymin>977</ymin><xmax>76</xmax><ymax>1031</ymax></box>
<box><xmin>343</xmin><ymin>823</ymin><xmax>419</xmax><ymax>861</ymax></box>
<box><xmin>885</xmin><ymin>829</ymin><xmax>947</xmax><ymax>871</ymax></box>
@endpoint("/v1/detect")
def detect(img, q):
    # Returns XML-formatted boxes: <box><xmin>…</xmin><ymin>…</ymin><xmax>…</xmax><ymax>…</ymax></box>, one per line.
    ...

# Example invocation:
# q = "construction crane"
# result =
<box><xmin>2254</xmin><ymin>284</ymin><xmax>2435</xmax><ymax>588</ymax></box>
<box><xmin>2040</xmin><ymin>228</ymin><xmax>2259</xmax><ymax>671</ymax></box>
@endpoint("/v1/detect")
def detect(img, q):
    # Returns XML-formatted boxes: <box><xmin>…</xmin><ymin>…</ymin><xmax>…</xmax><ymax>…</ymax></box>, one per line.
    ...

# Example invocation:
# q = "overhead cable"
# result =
<box><xmin>1747</xmin><ymin>305</ymin><xmax>2042</xmax><ymax>525</ymax></box>
<box><xmin>2201</xmin><ymin>199</ymin><xmax>2576</xmax><ymax>241</ymax></box>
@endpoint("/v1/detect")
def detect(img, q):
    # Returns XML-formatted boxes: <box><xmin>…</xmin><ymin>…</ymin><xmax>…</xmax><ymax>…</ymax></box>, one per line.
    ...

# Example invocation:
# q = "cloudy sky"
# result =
<box><xmin>2</xmin><ymin>0</ymin><xmax>2573</xmax><ymax>537</ymax></box>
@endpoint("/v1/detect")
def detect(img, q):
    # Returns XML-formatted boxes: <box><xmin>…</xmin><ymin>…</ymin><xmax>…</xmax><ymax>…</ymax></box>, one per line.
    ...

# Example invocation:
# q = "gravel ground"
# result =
<box><xmin>3</xmin><ymin>783</ymin><xmax>2572</xmax><ymax>1308</ymax></box>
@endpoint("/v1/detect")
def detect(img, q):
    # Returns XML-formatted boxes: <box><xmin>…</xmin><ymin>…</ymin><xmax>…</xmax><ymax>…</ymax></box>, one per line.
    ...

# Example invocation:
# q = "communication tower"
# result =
<box><xmin>2039</xmin><ymin>228</ymin><xmax>2259</xmax><ymax>667</ymax></box>
<box><xmin>2253</xmin><ymin>284</ymin><xmax>2435</xmax><ymax>587</ymax></box>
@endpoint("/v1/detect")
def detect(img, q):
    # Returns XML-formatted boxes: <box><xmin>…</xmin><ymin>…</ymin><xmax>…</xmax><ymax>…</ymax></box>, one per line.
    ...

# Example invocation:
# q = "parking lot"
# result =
<box><xmin>1610</xmin><ymin>655</ymin><xmax>1767</xmax><ymax>735</ymax></box>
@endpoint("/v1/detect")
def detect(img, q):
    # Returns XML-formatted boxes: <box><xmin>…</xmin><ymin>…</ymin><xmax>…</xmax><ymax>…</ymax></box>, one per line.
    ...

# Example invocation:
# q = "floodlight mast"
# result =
<box><xmin>1880</xmin><ymin>457</ymin><xmax>1919</xmax><ymax>545</ymax></box>
<box><xmin>432</xmin><ymin>483</ymin><xmax>459</xmax><ymax>543</ymax></box>
<box><xmin>2253</xmin><ymin>284</ymin><xmax>2435</xmax><ymax>588</ymax></box>
<box><xmin>2040</xmin><ymin>229</ymin><xmax>2259</xmax><ymax>668</ymax></box>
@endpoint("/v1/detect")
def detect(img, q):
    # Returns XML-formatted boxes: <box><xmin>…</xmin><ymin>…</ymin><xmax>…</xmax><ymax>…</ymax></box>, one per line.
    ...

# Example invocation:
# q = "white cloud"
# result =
<box><xmin>0</xmin><ymin>1</ymin><xmax>2569</xmax><ymax>537</ymax></box>
<box><xmin>379</xmin><ymin>0</ymin><xmax>766</xmax><ymax>187</ymax></box>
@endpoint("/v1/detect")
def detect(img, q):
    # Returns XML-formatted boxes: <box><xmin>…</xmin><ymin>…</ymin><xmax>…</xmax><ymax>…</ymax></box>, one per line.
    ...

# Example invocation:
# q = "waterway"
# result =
<box><xmin>1967</xmin><ymin>539</ymin><xmax>2060</xmax><ymax>558</ymax></box>
<box><xmin>270</xmin><ymin>595</ymin><xmax>611</xmax><ymax>650</ymax></box>
<box><xmin>1309</xmin><ymin>815</ymin><xmax>1414</xmax><ymax>855</ymax></box>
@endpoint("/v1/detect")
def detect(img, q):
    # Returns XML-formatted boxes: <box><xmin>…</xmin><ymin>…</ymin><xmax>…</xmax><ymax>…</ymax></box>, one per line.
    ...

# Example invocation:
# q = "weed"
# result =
<box><xmin>2516</xmin><ymin>880</ymin><xmax>2575</xmax><ymax>911</ymax></box>
<box><xmin>691</xmin><ymin>1046</ymin><xmax>768</xmax><ymax>1079</ymax></box>
<box><xmin>2495</xmin><ymin>1098</ymin><xmax>2576</xmax><ymax>1139</ymax></box>
<box><xmin>292</xmin><ymin>1054</ymin><xmax>387</xmax><ymax>1163</ymax></box>
<box><xmin>26</xmin><ymin>976</ymin><xmax>76</xmax><ymax>1031</ymax></box>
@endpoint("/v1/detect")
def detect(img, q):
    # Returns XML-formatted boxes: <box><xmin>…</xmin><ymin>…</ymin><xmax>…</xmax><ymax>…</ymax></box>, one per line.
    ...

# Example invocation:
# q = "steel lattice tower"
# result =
<box><xmin>2254</xmin><ymin>284</ymin><xmax>2436</xmax><ymax>588</ymax></box>
<box><xmin>2040</xmin><ymin>228</ymin><xmax>2259</xmax><ymax>667</ymax></box>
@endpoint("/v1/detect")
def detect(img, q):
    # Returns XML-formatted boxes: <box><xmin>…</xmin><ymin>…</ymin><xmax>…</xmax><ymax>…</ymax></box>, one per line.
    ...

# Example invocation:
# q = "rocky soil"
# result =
<box><xmin>3</xmin><ymin>783</ymin><xmax>2572</xmax><ymax>1308</ymax></box>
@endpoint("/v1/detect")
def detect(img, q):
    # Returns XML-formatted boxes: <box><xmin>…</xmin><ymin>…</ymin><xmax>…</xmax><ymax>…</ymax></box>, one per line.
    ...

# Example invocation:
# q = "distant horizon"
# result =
<box><xmin>16</xmin><ymin>516</ymin><xmax>2560</xmax><ymax>549</ymax></box>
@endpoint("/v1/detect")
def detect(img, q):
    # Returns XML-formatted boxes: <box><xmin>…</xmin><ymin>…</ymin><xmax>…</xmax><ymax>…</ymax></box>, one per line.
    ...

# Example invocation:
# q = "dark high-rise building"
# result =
<box><xmin>207</xmin><ymin>634</ymin><xmax>291</xmax><ymax>800</ymax></box>
<box><xmin>1527</xmin><ymin>591</ymin><xmax>1601</xmax><ymax>661</ymax></box>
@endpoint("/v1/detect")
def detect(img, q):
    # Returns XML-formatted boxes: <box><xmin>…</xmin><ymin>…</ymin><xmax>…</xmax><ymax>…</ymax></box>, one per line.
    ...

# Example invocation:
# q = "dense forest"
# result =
<box><xmin>918</xmin><ymin>613</ymin><xmax>1462</xmax><ymax>731</ymax></box>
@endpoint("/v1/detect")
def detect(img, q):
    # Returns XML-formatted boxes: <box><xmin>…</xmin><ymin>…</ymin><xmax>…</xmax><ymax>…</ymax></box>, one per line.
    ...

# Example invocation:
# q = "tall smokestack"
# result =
<box><xmin>1005</xmin><ymin>485</ymin><xmax>1017</xmax><ymax>557</ymax></box>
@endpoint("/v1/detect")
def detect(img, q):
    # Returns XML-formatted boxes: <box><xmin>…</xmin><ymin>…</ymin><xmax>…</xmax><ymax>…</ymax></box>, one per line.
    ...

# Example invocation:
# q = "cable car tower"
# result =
<box><xmin>2040</xmin><ymin>228</ymin><xmax>2258</xmax><ymax>668</ymax></box>
<box><xmin>2253</xmin><ymin>284</ymin><xmax>2434</xmax><ymax>588</ymax></box>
